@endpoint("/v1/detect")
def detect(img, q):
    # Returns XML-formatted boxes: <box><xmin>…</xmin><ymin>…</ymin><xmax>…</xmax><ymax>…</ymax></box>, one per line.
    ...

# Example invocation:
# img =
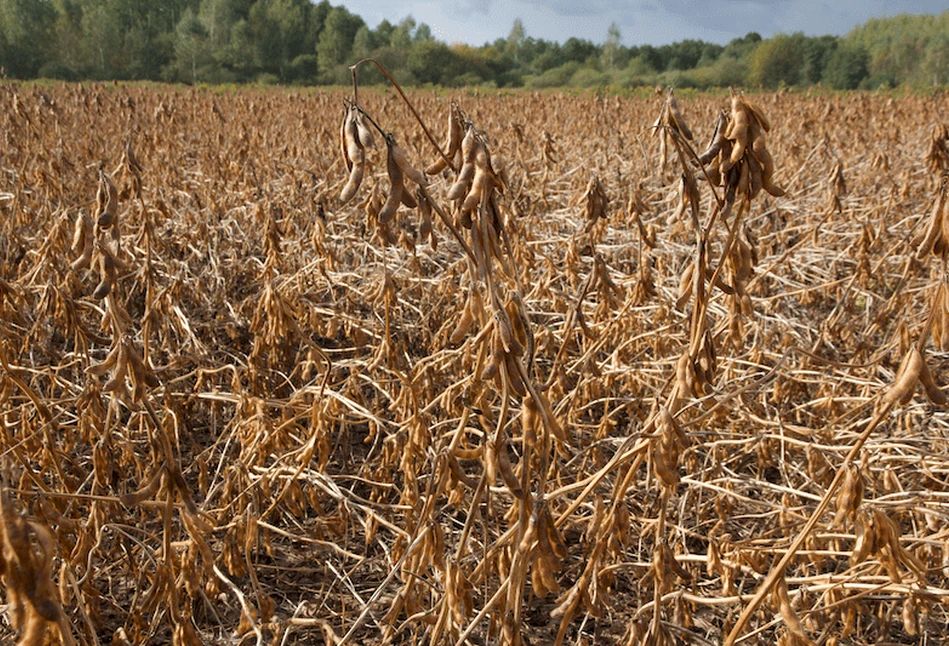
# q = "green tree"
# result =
<box><xmin>722</xmin><ymin>32</ymin><xmax>761</xmax><ymax>61</ymax></box>
<box><xmin>638</xmin><ymin>44</ymin><xmax>667</xmax><ymax>72</ymax></box>
<box><xmin>389</xmin><ymin>16</ymin><xmax>415</xmax><ymax>49</ymax></box>
<box><xmin>373</xmin><ymin>19</ymin><xmax>394</xmax><ymax>49</ymax></box>
<box><xmin>667</xmin><ymin>39</ymin><xmax>704</xmax><ymax>70</ymax></box>
<box><xmin>408</xmin><ymin>39</ymin><xmax>460</xmax><ymax>85</ymax></box>
<box><xmin>199</xmin><ymin>0</ymin><xmax>236</xmax><ymax>53</ymax></box>
<box><xmin>170</xmin><ymin>7</ymin><xmax>211</xmax><ymax>82</ymax></box>
<box><xmin>190</xmin><ymin>0</ymin><xmax>250</xmax><ymax>80</ymax></box>
<box><xmin>414</xmin><ymin>23</ymin><xmax>432</xmax><ymax>42</ymax></box>
<box><xmin>529</xmin><ymin>48</ymin><xmax>560</xmax><ymax>73</ymax></box>
<box><xmin>316</xmin><ymin>5</ymin><xmax>364</xmax><ymax>82</ymax></box>
<box><xmin>124</xmin><ymin>0</ymin><xmax>194</xmax><ymax>78</ymax></box>
<box><xmin>55</xmin><ymin>0</ymin><xmax>193</xmax><ymax>80</ymax></box>
<box><xmin>306</xmin><ymin>0</ymin><xmax>330</xmax><ymax>49</ymax></box>
<box><xmin>217</xmin><ymin>18</ymin><xmax>258</xmax><ymax>78</ymax></box>
<box><xmin>78</xmin><ymin>0</ymin><xmax>125</xmax><ymax>76</ymax></box>
<box><xmin>823</xmin><ymin>42</ymin><xmax>869</xmax><ymax>89</ymax></box>
<box><xmin>246</xmin><ymin>1</ymin><xmax>280</xmax><ymax>74</ymax></box>
<box><xmin>525</xmin><ymin>60</ymin><xmax>580</xmax><ymax>88</ymax></box>
<box><xmin>562</xmin><ymin>37</ymin><xmax>597</xmax><ymax>65</ymax></box>
<box><xmin>709</xmin><ymin>55</ymin><xmax>749</xmax><ymax>87</ymax></box>
<box><xmin>748</xmin><ymin>32</ymin><xmax>804</xmax><ymax>88</ymax></box>
<box><xmin>601</xmin><ymin>21</ymin><xmax>620</xmax><ymax>70</ymax></box>
<box><xmin>523</xmin><ymin>38</ymin><xmax>559</xmax><ymax>72</ymax></box>
<box><xmin>352</xmin><ymin>25</ymin><xmax>372</xmax><ymax>59</ymax></box>
<box><xmin>0</xmin><ymin>0</ymin><xmax>56</xmax><ymax>76</ymax></box>
<box><xmin>845</xmin><ymin>13</ymin><xmax>934</xmax><ymax>85</ymax></box>
<box><xmin>696</xmin><ymin>42</ymin><xmax>723</xmax><ymax>67</ymax></box>
<box><xmin>921</xmin><ymin>30</ymin><xmax>949</xmax><ymax>85</ymax></box>
<box><xmin>800</xmin><ymin>35</ymin><xmax>838</xmax><ymax>85</ymax></box>
<box><xmin>45</xmin><ymin>0</ymin><xmax>84</xmax><ymax>77</ymax></box>
<box><xmin>625</xmin><ymin>54</ymin><xmax>657</xmax><ymax>77</ymax></box>
<box><xmin>506</xmin><ymin>18</ymin><xmax>525</xmax><ymax>63</ymax></box>
<box><xmin>258</xmin><ymin>0</ymin><xmax>326</xmax><ymax>81</ymax></box>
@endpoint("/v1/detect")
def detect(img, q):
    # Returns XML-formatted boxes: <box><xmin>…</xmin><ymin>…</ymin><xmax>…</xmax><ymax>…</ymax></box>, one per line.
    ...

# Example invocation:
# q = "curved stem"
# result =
<box><xmin>722</xmin><ymin>396</ymin><xmax>893</xmax><ymax>646</ymax></box>
<box><xmin>350</xmin><ymin>58</ymin><xmax>454</xmax><ymax>171</ymax></box>
<box><xmin>350</xmin><ymin>65</ymin><xmax>358</xmax><ymax>108</ymax></box>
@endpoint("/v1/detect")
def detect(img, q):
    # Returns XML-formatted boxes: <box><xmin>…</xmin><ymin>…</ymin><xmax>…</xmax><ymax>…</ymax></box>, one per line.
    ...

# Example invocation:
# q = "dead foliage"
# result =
<box><xmin>0</xmin><ymin>79</ymin><xmax>948</xmax><ymax>646</ymax></box>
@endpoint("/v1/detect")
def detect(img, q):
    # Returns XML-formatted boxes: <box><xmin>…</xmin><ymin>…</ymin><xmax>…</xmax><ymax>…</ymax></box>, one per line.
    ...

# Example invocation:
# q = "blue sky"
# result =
<box><xmin>337</xmin><ymin>0</ymin><xmax>945</xmax><ymax>47</ymax></box>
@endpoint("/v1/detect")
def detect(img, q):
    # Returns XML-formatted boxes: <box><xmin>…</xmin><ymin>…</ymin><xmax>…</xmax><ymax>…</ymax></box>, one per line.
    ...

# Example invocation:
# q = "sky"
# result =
<box><xmin>337</xmin><ymin>0</ymin><xmax>946</xmax><ymax>47</ymax></box>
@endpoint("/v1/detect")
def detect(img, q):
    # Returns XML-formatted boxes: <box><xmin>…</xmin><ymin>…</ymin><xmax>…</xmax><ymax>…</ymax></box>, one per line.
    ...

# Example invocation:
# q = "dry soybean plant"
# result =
<box><xmin>0</xmin><ymin>79</ymin><xmax>948</xmax><ymax>646</ymax></box>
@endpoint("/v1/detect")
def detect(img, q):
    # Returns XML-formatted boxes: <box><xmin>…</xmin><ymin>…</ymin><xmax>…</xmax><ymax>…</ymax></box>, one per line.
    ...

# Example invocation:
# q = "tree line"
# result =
<box><xmin>1</xmin><ymin>1</ymin><xmax>948</xmax><ymax>89</ymax></box>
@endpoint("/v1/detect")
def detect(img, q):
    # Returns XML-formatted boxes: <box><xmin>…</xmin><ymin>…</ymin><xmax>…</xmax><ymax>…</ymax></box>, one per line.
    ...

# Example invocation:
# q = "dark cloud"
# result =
<box><xmin>517</xmin><ymin>0</ymin><xmax>620</xmax><ymax>18</ymax></box>
<box><xmin>343</xmin><ymin>0</ymin><xmax>948</xmax><ymax>48</ymax></box>
<box><xmin>450</xmin><ymin>0</ymin><xmax>494</xmax><ymax>17</ymax></box>
<box><xmin>642</xmin><ymin>0</ymin><xmax>780</xmax><ymax>37</ymax></box>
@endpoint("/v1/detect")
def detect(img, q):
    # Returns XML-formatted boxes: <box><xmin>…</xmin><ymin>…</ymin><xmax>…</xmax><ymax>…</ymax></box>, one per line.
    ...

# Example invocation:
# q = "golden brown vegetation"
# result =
<box><xmin>1</xmin><ymin>80</ymin><xmax>949</xmax><ymax>645</ymax></box>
